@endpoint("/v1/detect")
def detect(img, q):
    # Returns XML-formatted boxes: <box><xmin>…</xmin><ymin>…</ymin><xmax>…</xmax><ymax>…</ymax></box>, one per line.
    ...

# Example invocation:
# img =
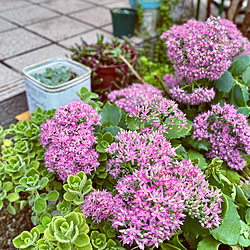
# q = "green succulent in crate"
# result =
<box><xmin>31</xmin><ymin>66</ymin><xmax>77</xmax><ymax>87</ymax></box>
<box><xmin>44</xmin><ymin>212</ymin><xmax>92</xmax><ymax>249</ymax></box>
<box><xmin>63</xmin><ymin>171</ymin><xmax>93</xmax><ymax>206</ymax></box>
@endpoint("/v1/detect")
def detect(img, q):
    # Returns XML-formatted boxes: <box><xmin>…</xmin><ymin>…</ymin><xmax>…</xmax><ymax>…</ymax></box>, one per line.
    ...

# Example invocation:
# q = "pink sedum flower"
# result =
<box><xmin>83</xmin><ymin>130</ymin><xmax>223</xmax><ymax>249</ymax></box>
<box><xmin>193</xmin><ymin>103</ymin><xmax>250</xmax><ymax>170</ymax></box>
<box><xmin>40</xmin><ymin>100</ymin><xmax>101</xmax><ymax>180</ymax></box>
<box><xmin>169</xmin><ymin>86</ymin><xmax>215</xmax><ymax>105</ymax></box>
<box><xmin>108</xmin><ymin>83</ymin><xmax>162</xmax><ymax>113</ymax></box>
<box><xmin>161</xmin><ymin>16</ymin><xmax>249</xmax><ymax>83</ymax></box>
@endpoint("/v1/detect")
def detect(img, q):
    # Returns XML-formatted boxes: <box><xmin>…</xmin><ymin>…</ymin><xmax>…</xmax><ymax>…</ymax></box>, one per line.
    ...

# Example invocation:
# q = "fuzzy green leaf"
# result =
<box><xmin>34</xmin><ymin>197</ymin><xmax>47</xmax><ymax>213</ymax></box>
<box><xmin>215</xmin><ymin>71</ymin><xmax>233</xmax><ymax>93</ymax></box>
<box><xmin>46</xmin><ymin>190</ymin><xmax>59</xmax><ymax>201</ymax></box>
<box><xmin>7</xmin><ymin>192</ymin><xmax>19</xmax><ymax>202</ymax></box>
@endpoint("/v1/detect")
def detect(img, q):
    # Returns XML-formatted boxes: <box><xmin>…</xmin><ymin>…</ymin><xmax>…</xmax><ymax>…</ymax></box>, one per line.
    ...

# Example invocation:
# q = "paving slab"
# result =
<box><xmin>0</xmin><ymin>28</ymin><xmax>50</xmax><ymax>60</ymax></box>
<box><xmin>0</xmin><ymin>5</ymin><xmax>59</xmax><ymax>26</ymax></box>
<box><xmin>5</xmin><ymin>44</ymin><xmax>70</xmax><ymax>72</ymax></box>
<box><xmin>27</xmin><ymin>16</ymin><xmax>93</xmax><ymax>42</ymax></box>
<box><xmin>0</xmin><ymin>64</ymin><xmax>21</xmax><ymax>84</ymax></box>
<box><xmin>101</xmin><ymin>24</ymin><xmax>113</xmax><ymax>34</ymax></box>
<box><xmin>28</xmin><ymin>0</ymin><xmax>49</xmax><ymax>3</ymax></box>
<box><xmin>70</xmin><ymin>6</ymin><xmax>112</xmax><ymax>27</ymax></box>
<box><xmin>59</xmin><ymin>29</ymin><xmax>113</xmax><ymax>48</ymax></box>
<box><xmin>0</xmin><ymin>0</ymin><xmax>28</xmax><ymax>13</ymax></box>
<box><xmin>41</xmin><ymin>0</ymin><xmax>94</xmax><ymax>14</ymax></box>
<box><xmin>0</xmin><ymin>17</ymin><xmax>17</xmax><ymax>33</ymax></box>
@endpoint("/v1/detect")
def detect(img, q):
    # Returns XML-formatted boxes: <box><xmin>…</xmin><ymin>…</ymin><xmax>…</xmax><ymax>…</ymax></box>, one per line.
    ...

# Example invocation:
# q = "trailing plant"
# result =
<box><xmin>31</xmin><ymin>66</ymin><xmax>77</xmax><ymax>86</ymax></box>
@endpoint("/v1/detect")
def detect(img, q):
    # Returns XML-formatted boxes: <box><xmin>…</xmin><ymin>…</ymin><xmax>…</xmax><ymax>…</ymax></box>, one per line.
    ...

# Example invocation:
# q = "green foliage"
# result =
<box><xmin>215</xmin><ymin>70</ymin><xmax>233</xmax><ymax>93</ymax></box>
<box><xmin>91</xmin><ymin>231</ymin><xmax>107</xmax><ymax>249</ymax></box>
<box><xmin>100</xmin><ymin>102</ymin><xmax>122</xmax><ymax>128</ymax></box>
<box><xmin>77</xmin><ymin>87</ymin><xmax>103</xmax><ymax>111</ymax></box>
<box><xmin>229</xmin><ymin>55</ymin><xmax>250</xmax><ymax>76</ymax></box>
<box><xmin>197</xmin><ymin>236</ymin><xmax>221</xmax><ymax>250</ymax></box>
<box><xmin>30</xmin><ymin>107</ymin><xmax>56</xmax><ymax>126</ymax></box>
<box><xmin>63</xmin><ymin>171</ymin><xmax>93</xmax><ymax>206</ymax></box>
<box><xmin>31</xmin><ymin>66</ymin><xmax>77</xmax><ymax>86</ymax></box>
<box><xmin>44</xmin><ymin>212</ymin><xmax>92</xmax><ymax>249</ymax></box>
<box><xmin>136</xmin><ymin>56</ymin><xmax>173</xmax><ymax>89</ymax></box>
<box><xmin>13</xmin><ymin>227</ymin><xmax>40</xmax><ymax>249</ymax></box>
<box><xmin>211</xmin><ymin>195</ymin><xmax>241</xmax><ymax>245</ymax></box>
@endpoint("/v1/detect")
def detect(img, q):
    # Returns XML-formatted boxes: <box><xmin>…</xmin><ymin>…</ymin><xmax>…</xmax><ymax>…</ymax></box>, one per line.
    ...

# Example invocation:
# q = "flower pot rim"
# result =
<box><xmin>110</xmin><ymin>7</ymin><xmax>137</xmax><ymax>15</ymax></box>
<box><xmin>23</xmin><ymin>57</ymin><xmax>91</xmax><ymax>90</ymax></box>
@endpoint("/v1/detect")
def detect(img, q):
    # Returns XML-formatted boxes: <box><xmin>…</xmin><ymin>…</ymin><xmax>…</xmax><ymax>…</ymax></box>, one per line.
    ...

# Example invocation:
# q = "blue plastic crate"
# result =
<box><xmin>129</xmin><ymin>0</ymin><xmax>162</xmax><ymax>9</ymax></box>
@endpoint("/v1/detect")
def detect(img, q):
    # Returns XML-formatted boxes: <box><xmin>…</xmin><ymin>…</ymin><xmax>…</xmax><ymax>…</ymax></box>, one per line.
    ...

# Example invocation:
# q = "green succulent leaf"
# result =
<box><xmin>7</xmin><ymin>192</ymin><xmax>19</xmax><ymax>202</ymax></box>
<box><xmin>211</xmin><ymin>195</ymin><xmax>241</xmax><ymax>245</ymax></box>
<box><xmin>242</xmin><ymin>66</ymin><xmax>250</xmax><ymax>85</ymax></box>
<box><xmin>197</xmin><ymin>235</ymin><xmax>221</xmax><ymax>250</ymax></box>
<box><xmin>46</xmin><ymin>190</ymin><xmax>59</xmax><ymax>201</ymax></box>
<box><xmin>215</xmin><ymin>70</ymin><xmax>233</xmax><ymax>93</ymax></box>
<box><xmin>230</xmin><ymin>55</ymin><xmax>250</xmax><ymax>76</ymax></box>
<box><xmin>100</xmin><ymin>102</ymin><xmax>122</xmax><ymax>127</ymax></box>
<box><xmin>34</xmin><ymin>197</ymin><xmax>47</xmax><ymax>213</ymax></box>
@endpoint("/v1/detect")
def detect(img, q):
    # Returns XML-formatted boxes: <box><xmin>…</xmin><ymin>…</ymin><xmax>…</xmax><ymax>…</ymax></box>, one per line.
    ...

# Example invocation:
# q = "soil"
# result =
<box><xmin>0</xmin><ymin>204</ymin><xmax>33</xmax><ymax>250</ymax></box>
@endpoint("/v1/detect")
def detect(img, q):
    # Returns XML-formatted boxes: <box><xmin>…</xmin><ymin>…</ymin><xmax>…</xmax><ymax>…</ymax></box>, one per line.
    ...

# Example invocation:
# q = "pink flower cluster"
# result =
<box><xmin>161</xmin><ymin>16</ymin><xmax>250</xmax><ymax>83</ymax></box>
<box><xmin>193</xmin><ymin>103</ymin><xmax>250</xmax><ymax>170</ymax></box>
<box><xmin>106</xmin><ymin>130</ymin><xmax>176</xmax><ymax>178</ymax></box>
<box><xmin>129</xmin><ymin>94</ymin><xmax>188</xmax><ymax>136</ymax></box>
<box><xmin>168</xmin><ymin>86</ymin><xmax>215</xmax><ymax>105</ymax></box>
<box><xmin>83</xmin><ymin>131</ymin><xmax>223</xmax><ymax>249</ymax></box>
<box><xmin>40</xmin><ymin>100</ymin><xmax>101</xmax><ymax>180</ymax></box>
<box><xmin>108</xmin><ymin>83</ymin><xmax>162</xmax><ymax>113</ymax></box>
<box><xmin>163</xmin><ymin>74</ymin><xmax>179</xmax><ymax>88</ymax></box>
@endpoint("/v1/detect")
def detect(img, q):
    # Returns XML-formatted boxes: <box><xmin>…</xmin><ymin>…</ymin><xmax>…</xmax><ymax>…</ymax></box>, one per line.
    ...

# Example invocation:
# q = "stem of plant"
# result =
<box><xmin>118</xmin><ymin>54</ymin><xmax>146</xmax><ymax>84</ymax></box>
<box><xmin>153</xmin><ymin>73</ymin><xmax>171</xmax><ymax>98</ymax></box>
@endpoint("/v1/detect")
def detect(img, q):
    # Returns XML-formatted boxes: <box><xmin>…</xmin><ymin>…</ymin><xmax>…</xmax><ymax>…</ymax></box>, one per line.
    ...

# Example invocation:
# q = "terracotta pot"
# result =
<box><xmin>92</xmin><ymin>49</ymin><xmax>136</xmax><ymax>101</ymax></box>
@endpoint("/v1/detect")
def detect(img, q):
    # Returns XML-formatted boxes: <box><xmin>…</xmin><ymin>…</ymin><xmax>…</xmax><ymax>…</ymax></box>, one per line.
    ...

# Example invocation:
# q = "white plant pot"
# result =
<box><xmin>23</xmin><ymin>57</ymin><xmax>91</xmax><ymax>114</ymax></box>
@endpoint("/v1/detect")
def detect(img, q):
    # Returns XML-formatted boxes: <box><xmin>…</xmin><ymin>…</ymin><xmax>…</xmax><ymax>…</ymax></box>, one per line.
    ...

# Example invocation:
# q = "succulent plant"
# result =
<box><xmin>91</xmin><ymin>231</ymin><xmax>107</xmax><ymax>250</ymax></box>
<box><xmin>13</xmin><ymin>227</ymin><xmax>40</xmax><ymax>249</ymax></box>
<box><xmin>31</xmin><ymin>66</ymin><xmax>77</xmax><ymax>86</ymax></box>
<box><xmin>44</xmin><ymin>212</ymin><xmax>92</xmax><ymax>250</ymax></box>
<box><xmin>63</xmin><ymin>171</ymin><xmax>93</xmax><ymax>206</ymax></box>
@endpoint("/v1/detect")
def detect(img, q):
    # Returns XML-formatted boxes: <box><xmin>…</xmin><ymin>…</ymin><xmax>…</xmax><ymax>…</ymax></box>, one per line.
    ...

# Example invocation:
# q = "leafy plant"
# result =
<box><xmin>44</xmin><ymin>212</ymin><xmax>92</xmax><ymax>249</ymax></box>
<box><xmin>63</xmin><ymin>171</ymin><xmax>93</xmax><ymax>206</ymax></box>
<box><xmin>31</xmin><ymin>66</ymin><xmax>77</xmax><ymax>86</ymax></box>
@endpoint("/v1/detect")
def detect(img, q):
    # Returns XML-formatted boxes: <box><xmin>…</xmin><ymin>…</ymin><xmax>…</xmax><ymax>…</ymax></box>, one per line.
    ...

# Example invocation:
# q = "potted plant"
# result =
<box><xmin>70</xmin><ymin>35</ymin><xmax>136</xmax><ymax>101</ymax></box>
<box><xmin>23</xmin><ymin>57</ymin><xmax>91</xmax><ymax>113</ymax></box>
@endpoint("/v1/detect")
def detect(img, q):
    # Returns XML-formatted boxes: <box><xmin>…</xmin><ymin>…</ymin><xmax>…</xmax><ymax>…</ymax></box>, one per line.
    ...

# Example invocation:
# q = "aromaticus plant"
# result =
<box><xmin>13</xmin><ymin>212</ymin><xmax>92</xmax><ymax>250</ymax></box>
<box><xmin>40</xmin><ymin>100</ymin><xmax>101</xmax><ymax>181</ymax></box>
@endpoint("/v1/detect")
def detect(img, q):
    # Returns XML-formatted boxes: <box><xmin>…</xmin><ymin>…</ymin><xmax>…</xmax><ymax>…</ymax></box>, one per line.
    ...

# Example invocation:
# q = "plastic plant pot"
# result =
<box><xmin>23</xmin><ymin>57</ymin><xmax>91</xmax><ymax>113</ymax></box>
<box><xmin>110</xmin><ymin>8</ymin><xmax>137</xmax><ymax>37</ymax></box>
